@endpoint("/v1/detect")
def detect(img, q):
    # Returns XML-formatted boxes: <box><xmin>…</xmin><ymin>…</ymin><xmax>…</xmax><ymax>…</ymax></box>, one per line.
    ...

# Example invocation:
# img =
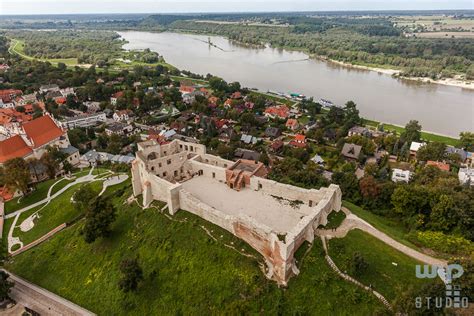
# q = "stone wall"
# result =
<box><xmin>178</xmin><ymin>189</ymin><xmax>291</xmax><ymax>284</ymax></box>
<box><xmin>131</xmin><ymin>139</ymin><xmax>343</xmax><ymax>285</ymax></box>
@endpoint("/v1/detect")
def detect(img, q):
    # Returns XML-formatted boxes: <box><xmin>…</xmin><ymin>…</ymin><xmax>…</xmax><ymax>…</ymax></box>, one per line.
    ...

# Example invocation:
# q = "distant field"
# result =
<box><xmin>416</xmin><ymin>31</ymin><xmax>474</xmax><ymax>39</ymax></box>
<box><xmin>393</xmin><ymin>15</ymin><xmax>474</xmax><ymax>32</ymax></box>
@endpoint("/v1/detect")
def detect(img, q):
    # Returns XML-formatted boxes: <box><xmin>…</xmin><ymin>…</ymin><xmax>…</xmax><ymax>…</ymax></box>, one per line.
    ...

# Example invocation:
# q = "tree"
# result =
<box><xmin>82</xmin><ymin>196</ymin><xmax>116</xmax><ymax>243</ymax></box>
<box><xmin>41</xmin><ymin>146</ymin><xmax>66</xmax><ymax>179</ymax></box>
<box><xmin>74</xmin><ymin>184</ymin><xmax>96</xmax><ymax>213</ymax></box>
<box><xmin>118</xmin><ymin>258</ymin><xmax>144</xmax><ymax>293</ymax></box>
<box><xmin>401</xmin><ymin>120</ymin><xmax>422</xmax><ymax>144</ymax></box>
<box><xmin>0</xmin><ymin>271</ymin><xmax>13</xmax><ymax>301</ymax></box>
<box><xmin>1</xmin><ymin>158</ymin><xmax>30</xmax><ymax>195</ymax></box>
<box><xmin>350</xmin><ymin>252</ymin><xmax>368</xmax><ymax>277</ymax></box>
<box><xmin>459</xmin><ymin>132</ymin><xmax>474</xmax><ymax>151</ymax></box>
<box><xmin>416</xmin><ymin>142</ymin><xmax>446</xmax><ymax>162</ymax></box>
<box><xmin>429</xmin><ymin>194</ymin><xmax>457</xmax><ymax>232</ymax></box>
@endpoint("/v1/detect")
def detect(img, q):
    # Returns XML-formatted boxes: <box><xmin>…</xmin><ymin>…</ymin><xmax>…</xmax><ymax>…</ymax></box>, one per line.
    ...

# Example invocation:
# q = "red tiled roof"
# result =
<box><xmin>112</xmin><ymin>91</ymin><xmax>124</xmax><ymax>99</ymax></box>
<box><xmin>0</xmin><ymin>185</ymin><xmax>14</xmax><ymax>201</ymax></box>
<box><xmin>180</xmin><ymin>86</ymin><xmax>195</xmax><ymax>94</ymax></box>
<box><xmin>0</xmin><ymin>89</ymin><xmax>22</xmax><ymax>103</ymax></box>
<box><xmin>0</xmin><ymin>108</ymin><xmax>32</xmax><ymax>125</ymax></box>
<box><xmin>265</xmin><ymin>105</ymin><xmax>289</xmax><ymax>119</ymax></box>
<box><xmin>426</xmin><ymin>161</ymin><xmax>450</xmax><ymax>172</ymax></box>
<box><xmin>286</xmin><ymin>119</ymin><xmax>298</xmax><ymax>127</ymax></box>
<box><xmin>22</xmin><ymin>115</ymin><xmax>64</xmax><ymax>148</ymax></box>
<box><xmin>55</xmin><ymin>97</ymin><xmax>67</xmax><ymax>104</ymax></box>
<box><xmin>231</xmin><ymin>91</ymin><xmax>242</xmax><ymax>99</ymax></box>
<box><xmin>0</xmin><ymin>135</ymin><xmax>33</xmax><ymax>163</ymax></box>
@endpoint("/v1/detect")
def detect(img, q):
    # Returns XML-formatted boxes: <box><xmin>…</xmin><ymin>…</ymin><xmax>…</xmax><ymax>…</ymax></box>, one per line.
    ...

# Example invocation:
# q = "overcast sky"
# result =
<box><xmin>0</xmin><ymin>0</ymin><xmax>472</xmax><ymax>15</ymax></box>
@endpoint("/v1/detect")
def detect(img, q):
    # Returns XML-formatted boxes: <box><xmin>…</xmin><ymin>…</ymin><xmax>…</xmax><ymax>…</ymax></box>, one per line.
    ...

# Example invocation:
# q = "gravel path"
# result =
<box><xmin>317</xmin><ymin>207</ymin><xmax>447</xmax><ymax>267</ymax></box>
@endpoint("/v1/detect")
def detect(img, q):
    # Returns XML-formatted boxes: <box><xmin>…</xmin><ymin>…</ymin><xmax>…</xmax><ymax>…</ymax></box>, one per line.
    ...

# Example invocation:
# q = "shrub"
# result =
<box><xmin>408</xmin><ymin>231</ymin><xmax>474</xmax><ymax>255</ymax></box>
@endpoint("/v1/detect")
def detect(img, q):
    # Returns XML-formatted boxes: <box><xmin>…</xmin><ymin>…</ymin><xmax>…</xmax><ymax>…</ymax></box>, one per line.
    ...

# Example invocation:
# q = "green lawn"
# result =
<box><xmin>343</xmin><ymin>201</ymin><xmax>420</xmax><ymax>251</ymax></box>
<box><xmin>14</xmin><ymin>184</ymin><xmax>84</xmax><ymax>245</ymax></box>
<box><xmin>49</xmin><ymin>178</ymin><xmax>75</xmax><ymax>196</ymax></box>
<box><xmin>6</xmin><ymin>185</ymin><xmax>387</xmax><ymax>315</ymax></box>
<box><xmin>328</xmin><ymin>229</ymin><xmax>436</xmax><ymax>303</ymax></box>
<box><xmin>319</xmin><ymin>210</ymin><xmax>346</xmax><ymax>229</ymax></box>
<box><xmin>13</xmin><ymin>178</ymin><xmax>122</xmax><ymax>246</ymax></box>
<box><xmin>5</xmin><ymin>178</ymin><xmax>60</xmax><ymax>214</ymax></box>
<box><xmin>363</xmin><ymin>119</ymin><xmax>459</xmax><ymax>146</ymax></box>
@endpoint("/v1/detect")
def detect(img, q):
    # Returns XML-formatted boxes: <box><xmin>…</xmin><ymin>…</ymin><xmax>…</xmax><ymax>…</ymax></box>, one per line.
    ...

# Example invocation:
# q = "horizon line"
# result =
<box><xmin>1</xmin><ymin>8</ymin><xmax>474</xmax><ymax>17</ymax></box>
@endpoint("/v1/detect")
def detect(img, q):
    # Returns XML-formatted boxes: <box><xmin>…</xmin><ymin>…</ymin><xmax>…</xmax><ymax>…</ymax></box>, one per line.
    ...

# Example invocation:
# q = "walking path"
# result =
<box><xmin>1</xmin><ymin>269</ymin><xmax>96</xmax><ymax>316</ymax></box>
<box><xmin>317</xmin><ymin>207</ymin><xmax>447</xmax><ymax>267</ymax></box>
<box><xmin>320</xmin><ymin>236</ymin><xmax>392</xmax><ymax>311</ymax></box>
<box><xmin>6</xmin><ymin>168</ymin><xmax>128</xmax><ymax>253</ymax></box>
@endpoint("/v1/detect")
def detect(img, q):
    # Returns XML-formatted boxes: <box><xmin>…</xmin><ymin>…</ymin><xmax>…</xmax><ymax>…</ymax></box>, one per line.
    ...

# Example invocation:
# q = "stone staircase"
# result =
<box><xmin>321</xmin><ymin>236</ymin><xmax>392</xmax><ymax>311</ymax></box>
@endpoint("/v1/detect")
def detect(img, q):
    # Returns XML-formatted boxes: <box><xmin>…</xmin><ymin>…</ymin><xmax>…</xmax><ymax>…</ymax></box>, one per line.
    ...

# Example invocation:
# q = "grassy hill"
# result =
<box><xmin>6</xmin><ymin>182</ymin><xmax>388</xmax><ymax>315</ymax></box>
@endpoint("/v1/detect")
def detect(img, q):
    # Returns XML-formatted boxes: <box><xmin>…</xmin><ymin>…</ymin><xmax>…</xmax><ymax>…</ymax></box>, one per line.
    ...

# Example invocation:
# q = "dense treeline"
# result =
<box><xmin>167</xmin><ymin>20</ymin><xmax>473</xmax><ymax>79</ymax></box>
<box><xmin>6</xmin><ymin>30</ymin><xmax>124</xmax><ymax>64</ymax></box>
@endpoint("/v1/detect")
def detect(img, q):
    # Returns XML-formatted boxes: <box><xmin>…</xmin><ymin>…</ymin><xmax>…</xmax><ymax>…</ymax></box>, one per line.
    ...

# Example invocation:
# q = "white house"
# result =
<box><xmin>458</xmin><ymin>168</ymin><xmax>474</xmax><ymax>186</ymax></box>
<box><xmin>410</xmin><ymin>141</ymin><xmax>425</xmax><ymax>156</ymax></box>
<box><xmin>113</xmin><ymin>110</ymin><xmax>133</xmax><ymax>122</ymax></box>
<box><xmin>391</xmin><ymin>168</ymin><xmax>412</xmax><ymax>183</ymax></box>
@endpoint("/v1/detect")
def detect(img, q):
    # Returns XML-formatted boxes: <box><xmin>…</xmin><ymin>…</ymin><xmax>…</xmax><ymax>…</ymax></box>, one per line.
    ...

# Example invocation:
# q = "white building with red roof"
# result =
<box><xmin>0</xmin><ymin>114</ymin><xmax>71</xmax><ymax>165</ymax></box>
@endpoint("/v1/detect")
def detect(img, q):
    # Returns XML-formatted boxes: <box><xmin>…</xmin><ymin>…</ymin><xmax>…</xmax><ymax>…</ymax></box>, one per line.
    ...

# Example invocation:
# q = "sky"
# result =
<box><xmin>0</xmin><ymin>0</ymin><xmax>472</xmax><ymax>15</ymax></box>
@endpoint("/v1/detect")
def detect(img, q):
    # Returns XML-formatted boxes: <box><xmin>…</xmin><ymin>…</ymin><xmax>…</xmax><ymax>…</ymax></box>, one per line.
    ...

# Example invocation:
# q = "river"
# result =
<box><xmin>119</xmin><ymin>31</ymin><xmax>474</xmax><ymax>137</ymax></box>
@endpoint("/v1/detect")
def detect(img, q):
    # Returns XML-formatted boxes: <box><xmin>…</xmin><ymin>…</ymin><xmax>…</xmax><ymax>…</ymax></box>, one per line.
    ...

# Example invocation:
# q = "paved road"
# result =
<box><xmin>318</xmin><ymin>207</ymin><xmax>447</xmax><ymax>267</ymax></box>
<box><xmin>1</xmin><ymin>269</ymin><xmax>95</xmax><ymax>316</ymax></box>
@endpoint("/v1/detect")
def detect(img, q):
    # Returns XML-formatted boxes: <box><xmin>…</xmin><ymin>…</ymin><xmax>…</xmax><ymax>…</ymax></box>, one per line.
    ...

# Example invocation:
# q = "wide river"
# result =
<box><xmin>119</xmin><ymin>31</ymin><xmax>474</xmax><ymax>137</ymax></box>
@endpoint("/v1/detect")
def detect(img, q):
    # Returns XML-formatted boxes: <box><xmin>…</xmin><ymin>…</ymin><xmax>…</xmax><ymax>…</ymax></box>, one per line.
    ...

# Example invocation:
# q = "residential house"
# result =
<box><xmin>348</xmin><ymin>126</ymin><xmax>371</xmax><ymax>138</ymax></box>
<box><xmin>110</xmin><ymin>91</ymin><xmax>124</xmax><ymax>106</ymax></box>
<box><xmin>391</xmin><ymin>169</ymin><xmax>412</xmax><ymax>183</ymax></box>
<box><xmin>0</xmin><ymin>89</ymin><xmax>22</xmax><ymax>108</ymax></box>
<box><xmin>458</xmin><ymin>167</ymin><xmax>474</xmax><ymax>186</ymax></box>
<box><xmin>445</xmin><ymin>146</ymin><xmax>467</xmax><ymax>163</ymax></box>
<box><xmin>60</xmin><ymin>145</ymin><xmax>80</xmax><ymax>166</ymax></box>
<box><xmin>285</xmin><ymin>118</ymin><xmax>300</xmax><ymax>131</ymax></box>
<box><xmin>61</xmin><ymin>112</ymin><xmax>106</xmax><ymax>129</ymax></box>
<box><xmin>231</xmin><ymin>91</ymin><xmax>242</xmax><ymax>99</ymax></box>
<box><xmin>113</xmin><ymin>110</ymin><xmax>134</xmax><ymax>122</ymax></box>
<box><xmin>310</xmin><ymin>154</ymin><xmax>325</xmax><ymax>165</ymax></box>
<box><xmin>289</xmin><ymin>134</ymin><xmax>306</xmax><ymax>148</ymax></box>
<box><xmin>84</xmin><ymin>101</ymin><xmax>101</xmax><ymax>113</ymax></box>
<box><xmin>105</xmin><ymin>122</ymin><xmax>135</xmax><ymax>136</ymax></box>
<box><xmin>39</xmin><ymin>84</ymin><xmax>59</xmax><ymax>94</ymax></box>
<box><xmin>264</xmin><ymin>105</ymin><xmax>289</xmax><ymax>120</ymax></box>
<box><xmin>264</xmin><ymin>126</ymin><xmax>281</xmax><ymax>139</ymax></box>
<box><xmin>240</xmin><ymin>134</ymin><xmax>259</xmax><ymax>145</ymax></box>
<box><xmin>410</xmin><ymin>141</ymin><xmax>425</xmax><ymax>157</ymax></box>
<box><xmin>80</xmin><ymin>150</ymin><xmax>135</xmax><ymax>166</ymax></box>
<box><xmin>59</xmin><ymin>87</ymin><xmax>75</xmax><ymax>97</ymax></box>
<box><xmin>426</xmin><ymin>160</ymin><xmax>450</xmax><ymax>172</ymax></box>
<box><xmin>271</xmin><ymin>140</ymin><xmax>284</xmax><ymax>153</ymax></box>
<box><xmin>341</xmin><ymin>143</ymin><xmax>362</xmax><ymax>161</ymax></box>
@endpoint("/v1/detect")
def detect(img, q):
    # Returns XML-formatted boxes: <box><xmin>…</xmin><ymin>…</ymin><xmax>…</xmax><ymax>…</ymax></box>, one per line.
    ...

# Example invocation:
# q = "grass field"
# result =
<box><xmin>5</xmin><ymin>178</ymin><xmax>60</xmax><ymax>215</ymax></box>
<box><xmin>9</xmin><ymin>39</ymin><xmax>79</xmax><ymax>66</ymax></box>
<box><xmin>328</xmin><ymin>229</ymin><xmax>434</xmax><ymax>303</ymax></box>
<box><xmin>363</xmin><ymin>118</ymin><xmax>460</xmax><ymax>146</ymax></box>
<box><xmin>343</xmin><ymin>201</ymin><xmax>420</xmax><ymax>251</ymax></box>
<box><xmin>6</xmin><ymin>185</ymin><xmax>388</xmax><ymax>315</ymax></box>
<box><xmin>13</xmin><ymin>177</ymin><xmax>123</xmax><ymax>246</ymax></box>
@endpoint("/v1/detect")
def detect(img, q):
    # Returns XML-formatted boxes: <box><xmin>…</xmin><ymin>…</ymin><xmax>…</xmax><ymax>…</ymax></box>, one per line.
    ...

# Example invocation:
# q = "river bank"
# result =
<box><xmin>318</xmin><ymin>56</ymin><xmax>474</xmax><ymax>91</ymax></box>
